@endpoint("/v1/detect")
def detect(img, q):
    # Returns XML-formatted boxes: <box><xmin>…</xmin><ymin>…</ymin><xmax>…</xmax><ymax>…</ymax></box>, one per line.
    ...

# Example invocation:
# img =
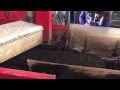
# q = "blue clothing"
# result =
<box><xmin>79</xmin><ymin>11</ymin><xmax>112</xmax><ymax>27</ymax></box>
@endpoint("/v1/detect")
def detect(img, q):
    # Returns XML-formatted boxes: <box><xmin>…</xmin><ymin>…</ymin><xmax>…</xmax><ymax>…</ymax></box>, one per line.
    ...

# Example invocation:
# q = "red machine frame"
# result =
<box><xmin>0</xmin><ymin>67</ymin><xmax>55</xmax><ymax>79</ymax></box>
<box><xmin>0</xmin><ymin>11</ymin><xmax>69</xmax><ymax>79</ymax></box>
<box><xmin>35</xmin><ymin>11</ymin><xmax>69</xmax><ymax>43</ymax></box>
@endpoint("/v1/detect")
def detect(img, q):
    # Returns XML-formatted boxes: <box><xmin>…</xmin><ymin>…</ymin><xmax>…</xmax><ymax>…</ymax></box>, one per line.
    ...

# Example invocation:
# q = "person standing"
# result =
<box><xmin>79</xmin><ymin>11</ymin><xmax>113</xmax><ymax>27</ymax></box>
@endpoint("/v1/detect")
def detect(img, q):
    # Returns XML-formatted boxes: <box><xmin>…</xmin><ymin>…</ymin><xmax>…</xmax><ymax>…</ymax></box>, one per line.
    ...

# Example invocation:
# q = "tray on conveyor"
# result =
<box><xmin>0</xmin><ymin>20</ymin><xmax>43</xmax><ymax>63</ymax></box>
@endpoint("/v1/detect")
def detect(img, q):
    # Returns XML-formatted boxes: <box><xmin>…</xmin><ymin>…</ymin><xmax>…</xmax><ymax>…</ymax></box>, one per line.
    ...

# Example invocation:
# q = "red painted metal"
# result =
<box><xmin>4</xmin><ymin>11</ymin><xmax>10</xmax><ymax>19</ymax></box>
<box><xmin>35</xmin><ymin>11</ymin><xmax>52</xmax><ymax>43</ymax></box>
<box><xmin>0</xmin><ymin>19</ymin><xmax>16</xmax><ymax>25</ymax></box>
<box><xmin>52</xmin><ymin>24</ymin><xmax>69</xmax><ymax>31</ymax></box>
<box><xmin>18</xmin><ymin>11</ymin><xmax>27</xmax><ymax>19</ymax></box>
<box><xmin>4</xmin><ymin>11</ymin><xmax>27</xmax><ymax>20</ymax></box>
<box><xmin>0</xmin><ymin>11</ymin><xmax>6</xmax><ymax>19</ymax></box>
<box><xmin>0</xmin><ymin>67</ymin><xmax>56</xmax><ymax>79</ymax></box>
<box><xmin>0</xmin><ymin>11</ymin><xmax>27</xmax><ymax>25</ymax></box>
<box><xmin>10</xmin><ymin>11</ymin><xmax>27</xmax><ymax>20</ymax></box>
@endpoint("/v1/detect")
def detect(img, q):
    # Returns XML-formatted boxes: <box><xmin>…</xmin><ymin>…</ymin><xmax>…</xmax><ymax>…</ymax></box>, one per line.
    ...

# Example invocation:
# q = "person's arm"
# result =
<box><xmin>79</xmin><ymin>11</ymin><xmax>86</xmax><ymax>24</ymax></box>
<box><xmin>102</xmin><ymin>13</ymin><xmax>112</xmax><ymax>27</ymax></box>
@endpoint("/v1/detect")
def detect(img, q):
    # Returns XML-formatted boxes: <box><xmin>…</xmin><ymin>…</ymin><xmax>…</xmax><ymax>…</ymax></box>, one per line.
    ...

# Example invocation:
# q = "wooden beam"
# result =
<box><xmin>27</xmin><ymin>59</ymin><xmax>120</xmax><ymax>79</ymax></box>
